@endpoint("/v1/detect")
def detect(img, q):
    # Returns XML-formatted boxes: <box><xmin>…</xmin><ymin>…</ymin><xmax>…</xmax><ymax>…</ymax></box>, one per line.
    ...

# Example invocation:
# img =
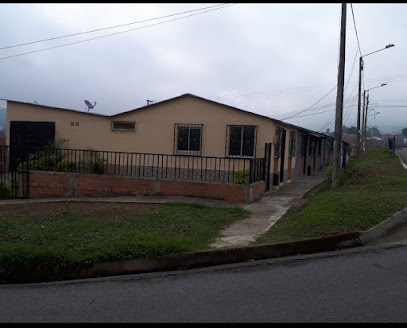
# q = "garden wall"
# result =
<box><xmin>28</xmin><ymin>171</ymin><xmax>267</xmax><ymax>203</ymax></box>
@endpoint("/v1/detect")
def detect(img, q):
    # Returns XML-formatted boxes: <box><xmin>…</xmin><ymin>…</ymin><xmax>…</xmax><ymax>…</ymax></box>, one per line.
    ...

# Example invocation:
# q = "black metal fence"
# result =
<box><xmin>1</xmin><ymin>146</ymin><xmax>266</xmax><ymax>189</ymax></box>
<box><xmin>0</xmin><ymin>146</ymin><xmax>29</xmax><ymax>199</ymax></box>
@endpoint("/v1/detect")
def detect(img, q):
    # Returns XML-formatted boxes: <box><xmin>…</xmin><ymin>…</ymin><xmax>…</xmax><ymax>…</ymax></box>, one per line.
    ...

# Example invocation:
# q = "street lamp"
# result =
<box><xmin>356</xmin><ymin>44</ymin><xmax>394</xmax><ymax>156</ymax></box>
<box><xmin>362</xmin><ymin>83</ymin><xmax>387</xmax><ymax>151</ymax></box>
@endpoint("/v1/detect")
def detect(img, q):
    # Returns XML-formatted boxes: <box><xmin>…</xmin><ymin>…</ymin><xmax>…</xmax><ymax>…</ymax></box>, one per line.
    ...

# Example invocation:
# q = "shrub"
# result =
<box><xmin>327</xmin><ymin>166</ymin><xmax>333</xmax><ymax>181</ymax></box>
<box><xmin>0</xmin><ymin>182</ymin><xmax>11</xmax><ymax>197</ymax></box>
<box><xmin>81</xmin><ymin>150</ymin><xmax>106</xmax><ymax>174</ymax></box>
<box><xmin>234</xmin><ymin>169</ymin><xmax>250</xmax><ymax>185</ymax></box>
<box><xmin>0</xmin><ymin>178</ymin><xmax>19</xmax><ymax>198</ymax></box>
<box><xmin>56</xmin><ymin>160</ymin><xmax>77</xmax><ymax>172</ymax></box>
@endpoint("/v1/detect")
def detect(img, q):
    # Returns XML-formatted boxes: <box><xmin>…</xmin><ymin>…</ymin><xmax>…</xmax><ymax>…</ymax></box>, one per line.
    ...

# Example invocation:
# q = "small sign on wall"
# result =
<box><xmin>70</xmin><ymin>122</ymin><xmax>79</xmax><ymax>127</ymax></box>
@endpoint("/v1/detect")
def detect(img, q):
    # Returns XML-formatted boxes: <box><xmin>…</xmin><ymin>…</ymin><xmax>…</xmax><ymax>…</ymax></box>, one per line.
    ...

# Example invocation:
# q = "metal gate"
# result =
<box><xmin>0</xmin><ymin>146</ymin><xmax>29</xmax><ymax>199</ymax></box>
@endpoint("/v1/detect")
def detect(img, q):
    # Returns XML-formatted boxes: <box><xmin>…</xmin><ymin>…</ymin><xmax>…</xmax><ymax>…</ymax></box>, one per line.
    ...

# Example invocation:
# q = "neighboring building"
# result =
<box><xmin>5</xmin><ymin>93</ymin><xmax>336</xmax><ymax>190</ymax></box>
<box><xmin>342</xmin><ymin>133</ymin><xmax>356</xmax><ymax>155</ymax></box>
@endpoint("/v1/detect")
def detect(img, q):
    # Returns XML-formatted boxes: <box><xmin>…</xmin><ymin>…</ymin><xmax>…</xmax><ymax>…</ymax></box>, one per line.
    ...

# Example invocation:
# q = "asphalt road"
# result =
<box><xmin>1</xmin><ymin>244</ymin><xmax>407</xmax><ymax>323</ymax></box>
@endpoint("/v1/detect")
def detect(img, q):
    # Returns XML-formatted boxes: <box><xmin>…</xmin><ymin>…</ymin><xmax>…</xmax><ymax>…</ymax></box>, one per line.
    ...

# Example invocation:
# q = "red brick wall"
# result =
<box><xmin>160</xmin><ymin>180</ymin><xmax>247</xmax><ymax>203</ymax></box>
<box><xmin>250</xmin><ymin>181</ymin><xmax>266</xmax><ymax>201</ymax></box>
<box><xmin>28</xmin><ymin>171</ymin><xmax>266</xmax><ymax>203</ymax></box>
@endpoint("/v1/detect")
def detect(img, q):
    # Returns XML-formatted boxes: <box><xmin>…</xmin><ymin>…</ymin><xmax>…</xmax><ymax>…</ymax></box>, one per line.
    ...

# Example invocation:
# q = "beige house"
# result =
<box><xmin>5</xmin><ymin>93</ymin><xmax>334</xmax><ymax>189</ymax></box>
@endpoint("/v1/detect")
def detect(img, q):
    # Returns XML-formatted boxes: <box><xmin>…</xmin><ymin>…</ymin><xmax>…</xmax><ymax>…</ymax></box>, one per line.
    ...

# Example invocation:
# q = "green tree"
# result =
<box><xmin>366</xmin><ymin>126</ymin><xmax>381</xmax><ymax>137</ymax></box>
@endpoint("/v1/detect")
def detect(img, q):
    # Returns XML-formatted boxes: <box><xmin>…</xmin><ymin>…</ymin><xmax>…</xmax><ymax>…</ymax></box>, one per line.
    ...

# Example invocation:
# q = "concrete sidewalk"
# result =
<box><xmin>210</xmin><ymin>167</ymin><xmax>328</xmax><ymax>248</ymax></box>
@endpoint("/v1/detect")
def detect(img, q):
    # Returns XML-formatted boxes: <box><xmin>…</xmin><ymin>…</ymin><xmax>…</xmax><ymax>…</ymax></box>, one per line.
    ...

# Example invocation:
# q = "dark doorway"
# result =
<box><xmin>264</xmin><ymin>143</ymin><xmax>272</xmax><ymax>191</ymax></box>
<box><xmin>9</xmin><ymin>121</ymin><xmax>55</xmax><ymax>170</ymax></box>
<box><xmin>279</xmin><ymin>129</ymin><xmax>286</xmax><ymax>183</ymax></box>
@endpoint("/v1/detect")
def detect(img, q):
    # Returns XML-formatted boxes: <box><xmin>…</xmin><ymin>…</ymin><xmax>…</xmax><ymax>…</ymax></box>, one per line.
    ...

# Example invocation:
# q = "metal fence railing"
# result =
<box><xmin>0</xmin><ymin>146</ymin><xmax>29</xmax><ymax>199</ymax></box>
<box><xmin>1</xmin><ymin>146</ymin><xmax>266</xmax><ymax>187</ymax></box>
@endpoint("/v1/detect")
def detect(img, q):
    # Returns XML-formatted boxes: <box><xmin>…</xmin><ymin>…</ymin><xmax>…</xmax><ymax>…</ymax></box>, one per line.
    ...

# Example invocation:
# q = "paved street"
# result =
<box><xmin>1</xmin><ymin>244</ymin><xmax>407</xmax><ymax>323</ymax></box>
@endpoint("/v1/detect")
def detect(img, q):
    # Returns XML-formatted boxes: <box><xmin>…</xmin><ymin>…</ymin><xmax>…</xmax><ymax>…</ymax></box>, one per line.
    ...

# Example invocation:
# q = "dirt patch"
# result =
<box><xmin>0</xmin><ymin>202</ymin><xmax>163</xmax><ymax>218</ymax></box>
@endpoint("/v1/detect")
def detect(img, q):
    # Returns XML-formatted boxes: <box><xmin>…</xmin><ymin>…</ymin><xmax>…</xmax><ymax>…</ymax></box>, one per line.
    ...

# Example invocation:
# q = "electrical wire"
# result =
<box><xmin>0</xmin><ymin>4</ymin><xmax>230</xmax><ymax>51</ymax></box>
<box><xmin>350</xmin><ymin>3</ymin><xmax>362</xmax><ymax>56</ymax></box>
<box><xmin>0</xmin><ymin>3</ymin><xmax>236</xmax><ymax>61</ymax></box>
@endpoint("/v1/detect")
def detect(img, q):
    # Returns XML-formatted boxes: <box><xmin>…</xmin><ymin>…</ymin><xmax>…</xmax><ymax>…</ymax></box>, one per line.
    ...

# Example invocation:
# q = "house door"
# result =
<box><xmin>9</xmin><ymin>121</ymin><xmax>55</xmax><ymax>170</ymax></box>
<box><xmin>279</xmin><ymin>129</ymin><xmax>286</xmax><ymax>183</ymax></box>
<box><xmin>302</xmin><ymin>134</ymin><xmax>308</xmax><ymax>175</ymax></box>
<box><xmin>264</xmin><ymin>143</ymin><xmax>272</xmax><ymax>191</ymax></box>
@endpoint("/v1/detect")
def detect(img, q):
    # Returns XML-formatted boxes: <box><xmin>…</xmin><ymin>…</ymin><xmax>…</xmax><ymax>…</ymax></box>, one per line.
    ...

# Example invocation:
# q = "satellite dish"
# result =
<box><xmin>84</xmin><ymin>100</ymin><xmax>97</xmax><ymax>111</ymax></box>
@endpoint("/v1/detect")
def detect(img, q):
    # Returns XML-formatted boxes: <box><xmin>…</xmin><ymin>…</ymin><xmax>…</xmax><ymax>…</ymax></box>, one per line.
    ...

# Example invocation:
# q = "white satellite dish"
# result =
<box><xmin>84</xmin><ymin>100</ymin><xmax>97</xmax><ymax>111</ymax></box>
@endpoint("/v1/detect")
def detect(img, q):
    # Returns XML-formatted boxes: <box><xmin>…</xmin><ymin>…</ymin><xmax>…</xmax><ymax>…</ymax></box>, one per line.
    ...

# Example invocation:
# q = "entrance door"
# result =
<box><xmin>264</xmin><ymin>143</ymin><xmax>272</xmax><ymax>191</ymax></box>
<box><xmin>279</xmin><ymin>129</ymin><xmax>286</xmax><ymax>183</ymax></box>
<box><xmin>9</xmin><ymin>121</ymin><xmax>55</xmax><ymax>170</ymax></box>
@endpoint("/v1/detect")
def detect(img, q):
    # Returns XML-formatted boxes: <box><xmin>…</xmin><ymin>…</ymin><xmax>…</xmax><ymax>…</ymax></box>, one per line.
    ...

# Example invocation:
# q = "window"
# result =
<box><xmin>300</xmin><ymin>133</ymin><xmax>307</xmax><ymax>157</ymax></box>
<box><xmin>227</xmin><ymin>125</ymin><xmax>257</xmax><ymax>157</ymax></box>
<box><xmin>174</xmin><ymin>123</ymin><xmax>202</xmax><ymax>155</ymax></box>
<box><xmin>111</xmin><ymin>121</ymin><xmax>135</xmax><ymax>131</ymax></box>
<box><xmin>274</xmin><ymin>127</ymin><xmax>282</xmax><ymax>158</ymax></box>
<box><xmin>318</xmin><ymin>139</ymin><xmax>322</xmax><ymax>155</ymax></box>
<box><xmin>288</xmin><ymin>131</ymin><xmax>296</xmax><ymax>157</ymax></box>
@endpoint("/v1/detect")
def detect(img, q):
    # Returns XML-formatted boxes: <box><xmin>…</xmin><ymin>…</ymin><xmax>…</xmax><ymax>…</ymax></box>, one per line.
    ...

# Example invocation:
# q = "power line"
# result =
<box><xmin>0</xmin><ymin>3</ymin><xmax>229</xmax><ymax>51</ymax></box>
<box><xmin>280</xmin><ymin>86</ymin><xmax>337</xmax><ymax>120</ymax></box>
<box><xmin>350</xmin><ymin>3</ymin><xmax>362</xmax><ymax>55</ymax></box>
<box><xmin>0</xmin><ymin>3</ymin><xmax>236</xmax><ymax>61</ymax></box>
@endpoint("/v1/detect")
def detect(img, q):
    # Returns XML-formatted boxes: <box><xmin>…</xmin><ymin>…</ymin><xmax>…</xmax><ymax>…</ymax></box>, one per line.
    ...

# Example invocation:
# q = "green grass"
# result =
<box><xmin>0</xmin><ymin>203</ymin><xmax>248</xmax><ymax>282</ymax></box>
<box><xmin>253</xmin><ymin>147</ymin><xmax>407</xmax><ymax>244</ymax></box>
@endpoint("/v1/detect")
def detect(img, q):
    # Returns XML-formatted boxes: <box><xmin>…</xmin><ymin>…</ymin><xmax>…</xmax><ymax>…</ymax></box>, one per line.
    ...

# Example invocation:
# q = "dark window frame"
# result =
<box><xmin>274</xmin><ymin>127</ymin><xmax>282</xmax><ymax>158</ymax></box>
<box><xmin>174</xmin><ymin>123</ymin><xmax>203</xmax><ymax>155</ymax></box>
<box><xmin>111</xmin><ymin>121</ymin><xmax>135</xmax><ymax>131</ymax></box>
<box><xmin>225</xmin><ymin>125</ymin><xmax>257</xmax><ymax>158</ymax></box>
<box><xmin>288</xmin><ymin>130</ymin><xmax>297</xmax><ymax>158</ymax></box>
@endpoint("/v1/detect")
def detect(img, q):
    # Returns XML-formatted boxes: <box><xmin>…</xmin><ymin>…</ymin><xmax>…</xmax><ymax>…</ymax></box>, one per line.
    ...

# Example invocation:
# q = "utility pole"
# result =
<box><xmin>363</xmin><ymin>93</ymin><xmax>369</xmax><ymax>151</ymax></box>
<box><xmin>361</xmin><ymin>90</ymin><xmax>366</xmax><ymax>152</ymax></box>
<box><xmin>356</xmin><ymin>57</ymin><xmax>363</xmax><ymax>156</ymax></box>
<box><xmin>332</xmin><ymin>3</ymin><xmax>346</xmax><ymax>189</ymax></box>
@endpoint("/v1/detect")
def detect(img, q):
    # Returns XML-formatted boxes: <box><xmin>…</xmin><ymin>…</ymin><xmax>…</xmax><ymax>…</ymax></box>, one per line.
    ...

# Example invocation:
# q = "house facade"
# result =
<box><xmin>5</xmin><ymin>93</ymin><xmax>336</xmax><ymax>195</ymax></box>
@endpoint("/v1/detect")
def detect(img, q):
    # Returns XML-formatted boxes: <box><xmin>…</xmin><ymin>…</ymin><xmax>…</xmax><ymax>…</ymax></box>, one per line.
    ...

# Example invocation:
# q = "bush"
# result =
<box><xmin>327</xmin><ymin>166</ymin><xmax>333</xmax><ymax>181</ymax></box>
<box><xmin>0</xmin><ymin>178</ymin><xmax>19</xmax><ymax>198</ymax></box>
<box><xmin>0</xmin><ymin>182</ymin><xmax>11</xmax><ymax>197</ymax></box>
<box><xmin>234</xmin><ymin>169</ymin><xmax>250</xmax><ymax>185</ymax></box>
<box><xmin>56</xmin><ymin>160</ymin><xmax>77</xmax><ymax>172</ymax></box>
<box><xmin>81</xmin><ymin>150</ymin><xmax>106</xmax><ymax>174</ymax></box>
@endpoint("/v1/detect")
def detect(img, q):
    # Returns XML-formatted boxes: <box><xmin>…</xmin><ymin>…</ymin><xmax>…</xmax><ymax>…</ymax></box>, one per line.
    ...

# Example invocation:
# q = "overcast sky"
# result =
<box><xmin>0</xmin><ymin>3</ymin><xmax>406</xmax><ymax>133</ymax></box>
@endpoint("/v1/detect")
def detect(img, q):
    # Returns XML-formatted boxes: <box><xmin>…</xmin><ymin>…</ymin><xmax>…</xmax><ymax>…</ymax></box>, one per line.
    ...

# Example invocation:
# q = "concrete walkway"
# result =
<box><xmin>210</xmin><ymin>167</ymin><xmax>328</xmax><ymax>248</ymax></box>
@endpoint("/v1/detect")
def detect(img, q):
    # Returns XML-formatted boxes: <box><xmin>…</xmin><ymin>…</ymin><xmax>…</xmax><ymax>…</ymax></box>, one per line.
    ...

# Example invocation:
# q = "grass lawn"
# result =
<box><xmin>0</xmin><ymin>202</ymin><xmax>248</xmax><ymax>282</ymax></box>
<box><xmin>253</xmin><ymin>147</ymin><xmax>407</xmax><ymax>244</ymax></box>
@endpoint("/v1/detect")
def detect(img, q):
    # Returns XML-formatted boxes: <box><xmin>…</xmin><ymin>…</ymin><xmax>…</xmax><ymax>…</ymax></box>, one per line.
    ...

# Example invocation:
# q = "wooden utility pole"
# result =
<box><xmin>332</xmin><ymin>3</ymin><xmax>347</xmax><ymax>189</ymax></box>
<box><xmin>363</xmin><ymin>93</ymin><xmax>370</xmax><ymax>151</ymax></box>
<box><xmin>356</xmin><ymin>56</ymin><xmax>363</xmax><ymax>156</ymax></box>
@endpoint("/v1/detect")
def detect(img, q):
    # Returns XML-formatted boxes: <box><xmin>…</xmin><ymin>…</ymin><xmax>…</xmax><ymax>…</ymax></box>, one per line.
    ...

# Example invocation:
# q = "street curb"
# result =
<box><xmin>76</xmin><ymin>206</ymin><xmax>407</xmax><ymax>279</ymax></box>
<box><xmin>3</xmin><ymin>207</ymin><xmax>407</xmax><ymax>284</ymax></box>
<box><xmin>2</xmin><ymin>231</ymin><xmax>362</xmax><ymax>284</ymax></box>
<box><xmin>358</xmin><ymin>207</ymin><xmax>407</xmax><ymax>245</ymax></box>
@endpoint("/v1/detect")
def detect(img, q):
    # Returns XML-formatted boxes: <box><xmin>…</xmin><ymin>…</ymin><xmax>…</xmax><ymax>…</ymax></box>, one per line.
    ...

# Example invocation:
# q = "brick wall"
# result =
<box><xmin>28</xmin><ymin>171</ymin><xmax>267</xmax><ymax>203</ymax></box>
<box><xmin>250</xmin><ymin>181</ymin><xmax>266</xmax><ymax>201</ymax></box>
